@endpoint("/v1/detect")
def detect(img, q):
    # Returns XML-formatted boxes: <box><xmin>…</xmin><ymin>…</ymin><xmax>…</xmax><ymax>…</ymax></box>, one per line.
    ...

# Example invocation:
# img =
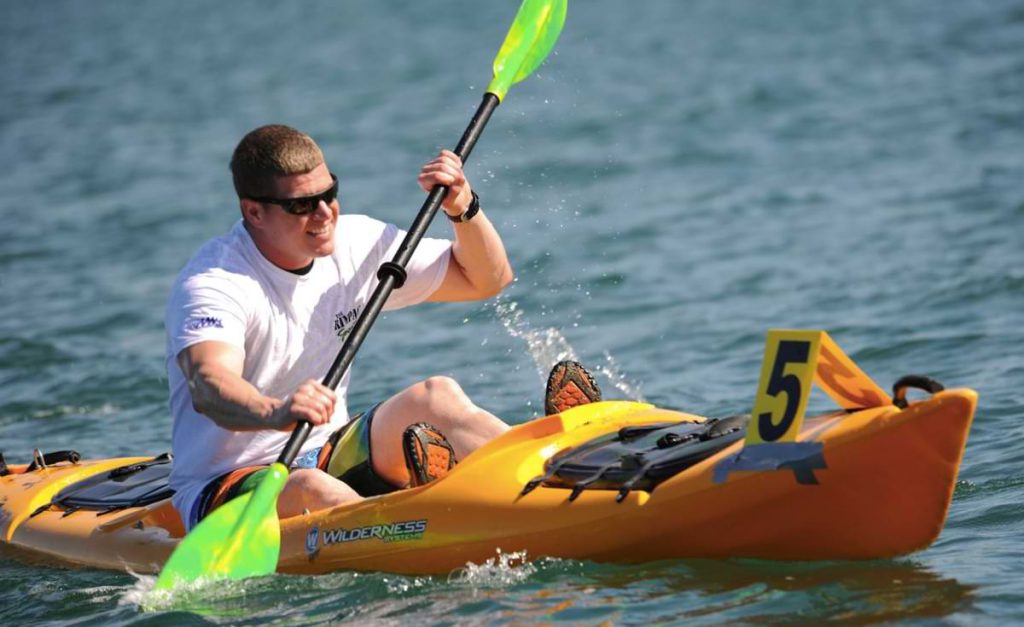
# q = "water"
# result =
<box><xmin>1</xmin><ymin>0</ymin><xmax>1022</xmax><ymax>623</ymax></box>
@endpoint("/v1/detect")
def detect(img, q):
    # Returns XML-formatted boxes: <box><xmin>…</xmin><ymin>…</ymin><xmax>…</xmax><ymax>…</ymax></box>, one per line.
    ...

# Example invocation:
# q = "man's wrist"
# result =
<box><xmin>254</xmin><ymin>395</ymin><xmax>284</xmax><ymax>426</ymax></box>
<box><xmin>446</xmin><ymin>190</ymin><xmax>481</xmax><ymax>223</ymax></box>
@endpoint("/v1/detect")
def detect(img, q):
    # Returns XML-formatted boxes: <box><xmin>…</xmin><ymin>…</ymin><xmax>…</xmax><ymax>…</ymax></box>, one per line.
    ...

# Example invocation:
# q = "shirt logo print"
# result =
<box><xmin>185</xmin><ymin>316</ymin><xmax>224</xmax><ymax>331</ymax></box>
<box><xmin>334</xmin><ymin>307</ymin><xmax>359</xmax><ymax>340</ymax></box>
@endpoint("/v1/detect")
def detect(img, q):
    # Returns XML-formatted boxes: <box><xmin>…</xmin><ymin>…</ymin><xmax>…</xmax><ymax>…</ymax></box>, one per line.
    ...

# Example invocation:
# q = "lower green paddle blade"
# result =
<box><xmin>154</xmin><ymin>462</ymin><xmax>288</xmax><ymax>590</ymax></box>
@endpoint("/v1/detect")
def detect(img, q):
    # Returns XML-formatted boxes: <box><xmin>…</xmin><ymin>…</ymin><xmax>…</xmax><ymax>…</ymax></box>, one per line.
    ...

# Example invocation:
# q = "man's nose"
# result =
<box><xmin>311</xmin><ymin>200</ymin><xmax>332</xmax><ymax>219</ymax></box>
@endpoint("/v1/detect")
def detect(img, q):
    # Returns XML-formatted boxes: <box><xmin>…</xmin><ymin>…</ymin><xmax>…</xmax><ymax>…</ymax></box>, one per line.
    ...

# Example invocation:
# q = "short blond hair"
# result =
<box><xmin>230</xmin><ymin>125</ymin><xmax>325</xmax><ymax>199</ymax></box>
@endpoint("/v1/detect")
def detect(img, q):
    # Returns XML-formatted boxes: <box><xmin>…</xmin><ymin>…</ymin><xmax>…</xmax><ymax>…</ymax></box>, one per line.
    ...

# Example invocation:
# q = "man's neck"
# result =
<box><xmin>287</xmin><ymin>260</ymin><xmax>315</xmax><ymax>275</ymax></box>
<box><xmin>243</xmin><ymin>220</ymin><xmax>314</xmax><ymax>272</ymax></box>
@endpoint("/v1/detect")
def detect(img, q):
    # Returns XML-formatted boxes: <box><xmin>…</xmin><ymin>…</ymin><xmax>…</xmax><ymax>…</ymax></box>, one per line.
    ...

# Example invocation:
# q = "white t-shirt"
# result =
<box><xmin>165</xmin><ymin>216</ymin><xmax>451</xmax><ymax>522</ymax></box>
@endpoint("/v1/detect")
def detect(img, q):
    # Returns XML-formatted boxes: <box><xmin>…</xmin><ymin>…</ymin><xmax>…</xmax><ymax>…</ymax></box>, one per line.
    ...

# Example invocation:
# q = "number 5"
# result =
<box><xmin>747</xmin><ymin>330</ymin><xmax>822</xmax><ymax>445</ymax></box>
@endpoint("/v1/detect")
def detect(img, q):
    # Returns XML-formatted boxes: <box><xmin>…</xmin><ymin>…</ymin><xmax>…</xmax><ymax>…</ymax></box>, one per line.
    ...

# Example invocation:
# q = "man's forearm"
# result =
<box><xmin>186</xmin><ymin>362</ymin><xmax>283</xmax><ymax>431</ymax></box>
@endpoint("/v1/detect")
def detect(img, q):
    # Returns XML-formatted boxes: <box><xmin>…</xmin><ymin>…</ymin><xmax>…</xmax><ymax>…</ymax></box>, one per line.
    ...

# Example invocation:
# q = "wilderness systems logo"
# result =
<box><xmin>185</xmin><ymin>316</ymin><xmax>223</xmax><ymax>331</ymax></box>
<box><xmin>309</xmin><ymin>519</ymin><xmax>428</xmax><ymax>552</ymax></box>
<box><xmin>305</xmin><ymin>526</ymin><xmax>320</xmax><ymax>558</ymax></box>
<box><xmin>333</xmin><ymin>307</ymin><xmax>360</xmax><ymax>340</ymax></box>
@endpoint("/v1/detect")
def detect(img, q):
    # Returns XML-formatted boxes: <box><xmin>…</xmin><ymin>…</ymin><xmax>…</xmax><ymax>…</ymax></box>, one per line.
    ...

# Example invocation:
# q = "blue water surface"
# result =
<box><xmin>1</xmin><ymin>0</ymin><xmax>1022</xmax><ymax>624</ymax></box>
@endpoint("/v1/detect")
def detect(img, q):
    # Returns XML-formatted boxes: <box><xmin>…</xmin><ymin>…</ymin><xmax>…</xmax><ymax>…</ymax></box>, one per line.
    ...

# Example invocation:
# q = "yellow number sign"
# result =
<box><xmin>747</xmin><ymin>330</ymin><xmax>822</xmax><ymax>444</ymax></box>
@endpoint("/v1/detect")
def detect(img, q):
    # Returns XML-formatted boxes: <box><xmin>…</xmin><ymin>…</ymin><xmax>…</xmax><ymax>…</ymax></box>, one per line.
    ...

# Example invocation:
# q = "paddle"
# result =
<box><xmin>154</xmin><ymin>0</ymin><xmax>568</xmax><ymax>591</ymax></box>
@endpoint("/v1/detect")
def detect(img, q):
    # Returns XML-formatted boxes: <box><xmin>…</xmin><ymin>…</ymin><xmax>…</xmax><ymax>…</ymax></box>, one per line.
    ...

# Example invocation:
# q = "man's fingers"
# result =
<box><xmin>418</xmin><ymin>154</ymin><xmax>469</xmax><ymax>212</ymax></box>
<box><xmin>422</xmin><ymin>154</ymin><xmax>465</xmax><ymax>176</ymax></box>
<box><xmin>298</xmin><ymin>381</ymin><xmax>336</xmax><ymax>403</ymax></box>
<box><xmin>437</xmin><ymin>149</ymin><xmax>462</xmax><ymax>165</ymax></box>
<box><xmin>419</xmin><ymin>163</ymin><xmax>465</xmax><ymax>187</ymax></box>
<box><xmin>290</xmin><ymin>382</ymin><xmax>335</xmax><ymax>426</ymax></box>
<box><xmin>293</xmin><ymin>402</ymin><xmax>330</xmax><ymax>426</ymax></box>
<box><xmin>419</xmin><ymin>172</ymin><xmax>458</xmax><ymax>187</ymax></box>
<box><xmin>420</xmin><ymin>164</ymin><xmax>463</xmax><ymax>180</ymax></box>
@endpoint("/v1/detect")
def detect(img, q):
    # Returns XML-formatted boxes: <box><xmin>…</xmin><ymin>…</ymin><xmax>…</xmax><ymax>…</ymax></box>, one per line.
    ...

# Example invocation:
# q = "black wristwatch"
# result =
<box><xmin>446</xmin><ymin>190</ymin><xmax>481</xmax><ymax>223</ymax></box>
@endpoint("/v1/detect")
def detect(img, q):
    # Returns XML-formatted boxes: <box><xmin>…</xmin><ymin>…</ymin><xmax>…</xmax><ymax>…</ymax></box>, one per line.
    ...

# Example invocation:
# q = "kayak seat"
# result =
<box><xmin>521</xmin><ymin>415</ymin><xmax>749</xmax><ymax>502</ymax></box>
<box><xmin>45</xmin><ymin>454</ymin><xmax>175</xmax><ymax>516</ymax></box>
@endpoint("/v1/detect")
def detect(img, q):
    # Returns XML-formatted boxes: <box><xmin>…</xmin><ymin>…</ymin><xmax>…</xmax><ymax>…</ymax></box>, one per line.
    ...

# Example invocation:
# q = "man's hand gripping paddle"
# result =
<box><xmin>154</xmin><ymin>0</ymin><xmax>568</xmax><ymax>591</ymax></box>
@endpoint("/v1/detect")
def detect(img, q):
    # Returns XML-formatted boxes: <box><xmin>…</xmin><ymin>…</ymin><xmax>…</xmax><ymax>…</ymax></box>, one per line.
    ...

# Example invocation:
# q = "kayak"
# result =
<box><xmin>0</xmin><ymin>382</ymin><xmax>975</xmax><ymax>575</ymax></box>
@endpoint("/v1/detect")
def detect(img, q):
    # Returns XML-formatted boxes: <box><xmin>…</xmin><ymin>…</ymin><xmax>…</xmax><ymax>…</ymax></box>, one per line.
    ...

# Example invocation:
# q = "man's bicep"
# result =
<box><xmin>425</xmin><ymin>259</ymin><xmax>478</xmax><ymax>302</ymax></box>
<box><xmin>176</xmin><ymin>341</ymin><xmax>245</xmax><ymax>380</ymax></box>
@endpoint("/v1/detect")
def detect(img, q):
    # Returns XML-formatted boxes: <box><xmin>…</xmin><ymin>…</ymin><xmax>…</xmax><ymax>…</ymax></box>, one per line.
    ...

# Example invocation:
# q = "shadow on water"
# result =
<box><xmin>686</xmin><ymin>559</ymin><xmax>972</xmax><ymax>623</ymax></box>
<box><xmin>462</xmin><ymin>557</ymin><xmax>978</xmax><ymax>625</ymax></box>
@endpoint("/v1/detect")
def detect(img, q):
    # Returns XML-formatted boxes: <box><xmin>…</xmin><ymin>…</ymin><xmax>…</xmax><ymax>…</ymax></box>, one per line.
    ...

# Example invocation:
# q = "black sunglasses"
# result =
<box><xmin>249</xmin><ymin>174</ymin><xmax>339</xmax><ymax>216</ymax></box>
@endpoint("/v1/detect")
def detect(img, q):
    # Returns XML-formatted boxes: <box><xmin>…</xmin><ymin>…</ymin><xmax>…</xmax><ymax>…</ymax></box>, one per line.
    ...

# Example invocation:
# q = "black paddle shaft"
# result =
<box><xmin>278</xmin><ymin>93</ymin><xmax>501</xmax><ymax>467</ymax></box>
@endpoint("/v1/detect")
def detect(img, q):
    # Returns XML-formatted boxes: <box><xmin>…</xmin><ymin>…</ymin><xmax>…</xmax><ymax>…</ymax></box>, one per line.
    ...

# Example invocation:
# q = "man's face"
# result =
<box><xmin>247</xmin><ymin>162</ymin><xmax>340</xmax><ymax>269</ymax></box>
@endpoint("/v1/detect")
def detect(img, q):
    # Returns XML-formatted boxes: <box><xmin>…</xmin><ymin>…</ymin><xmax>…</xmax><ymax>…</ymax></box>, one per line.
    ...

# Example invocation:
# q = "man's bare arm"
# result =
<box><xmin>417</xmin><ymin>150</ymin><xmax>515</xmax><ymax>302</ymax></box>
<box><xmin>177</xmin><ymin>341</ymin><xmax>335</xmax><ymax>431</ymax></box>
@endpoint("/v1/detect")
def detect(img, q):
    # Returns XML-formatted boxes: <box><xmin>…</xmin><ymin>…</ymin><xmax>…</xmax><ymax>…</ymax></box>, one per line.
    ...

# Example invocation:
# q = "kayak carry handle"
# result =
<box><xmin>25</xmin><ymin>449</ymin><xmax>81</xmax><ymax>473</ymax></box>
<box><xmin>892</xmin><ymin>375</ymin><xmax>945</xmax><ymax>409</ymax></box>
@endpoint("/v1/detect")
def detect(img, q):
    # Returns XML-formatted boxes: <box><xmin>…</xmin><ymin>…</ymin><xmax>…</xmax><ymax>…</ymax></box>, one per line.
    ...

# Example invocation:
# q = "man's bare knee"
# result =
<box><xmin>283</xmin><ymin>469</ymin><xmax>362</xmax><ymax>514</ymax></box>
<box><xmin>420</xmin><ymin>376</ymin><xmax>474</xmax><ymax>413</ymax></box>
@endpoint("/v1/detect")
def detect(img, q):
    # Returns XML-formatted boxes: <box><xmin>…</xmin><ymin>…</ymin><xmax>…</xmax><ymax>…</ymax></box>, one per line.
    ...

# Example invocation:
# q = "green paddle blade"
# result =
<box><xmin>487</xmin><ymin>0</ymin><xmax>568</xmax><ymax>102</ymax></box>
<box><xmin>154</xmin><ymin>462</ymin><xmax>288</xmax><ymax>591</ymax></box>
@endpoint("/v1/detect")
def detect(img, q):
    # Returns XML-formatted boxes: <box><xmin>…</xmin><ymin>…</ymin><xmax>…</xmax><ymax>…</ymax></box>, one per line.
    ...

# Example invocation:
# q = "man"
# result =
<box><xmin>166</xmin><ymin>124</ymin><xmax>601</xmax><ymax>530</ymax></box>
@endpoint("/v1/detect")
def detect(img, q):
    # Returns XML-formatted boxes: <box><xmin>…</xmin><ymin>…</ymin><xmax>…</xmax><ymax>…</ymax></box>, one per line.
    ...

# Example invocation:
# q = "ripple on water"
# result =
<box><xmin>0</xmin><ymin>337</ymin><xmax>74</xmax><ymax>370</ymax></box>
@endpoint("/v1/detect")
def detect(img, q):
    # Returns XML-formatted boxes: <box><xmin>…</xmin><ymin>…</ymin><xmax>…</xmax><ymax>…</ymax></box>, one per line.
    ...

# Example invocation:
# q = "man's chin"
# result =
<box><xmin>310</xmin><ymin>242</ymin><xmax>335</xmax><ymax>258</ymax></box>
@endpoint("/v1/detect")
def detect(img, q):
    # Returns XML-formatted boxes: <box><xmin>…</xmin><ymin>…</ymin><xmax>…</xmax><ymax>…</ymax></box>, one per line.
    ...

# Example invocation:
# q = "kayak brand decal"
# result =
<box><xmin>306</xmin><ymin>519</ymin><xmax>428</xmax><ymax>556</ymax></box>
<box><xmin>333</xmin><ymin>307</ymin><xmax>360</xmax><ymax>341</ymax></box>
<box><xmin>305</xmin><ymin>526</ymin><xmax>320</xmax><ymax>559</ymax></box>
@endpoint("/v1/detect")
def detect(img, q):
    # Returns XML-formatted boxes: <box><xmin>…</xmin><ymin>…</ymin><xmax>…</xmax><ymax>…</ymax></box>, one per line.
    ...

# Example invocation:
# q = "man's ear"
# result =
<box><xmin>240</xmin><ymin>198</ymin><xmax>265</xmax><ymax>227</ymax></box>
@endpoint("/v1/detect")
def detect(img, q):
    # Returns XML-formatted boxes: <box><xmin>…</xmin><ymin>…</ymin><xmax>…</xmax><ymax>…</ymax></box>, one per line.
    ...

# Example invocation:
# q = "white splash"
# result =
<box><xmin>121</xmin><ymin>569</ymin><xmax>249</xmax><ymax>613</ymax></box>
<box><xmin>491</xmin><ymin>296</ymin><xmax>645</xmax><ymax>403</ymax></box>
<box><xmin>596</xmin><ymin>351</ymin><xmax>645</xmax><ymax>401</ymax></box>
<box><xmin>493</xmin><ymin>298</ymin><xmax>578</xmax><ymax>372</ymax></box>
<box><xmin>383</xmin><ymin>575</ymin><xmax>433</xmax><ymax>595</ymax></box>
<box><xmin>448</xmin><ymin>549</ymin><xmax>537</xmax><ymax>590</ymax></box>
<box><xmin>119</xmin><ymin>570</ymin><xmax>165</xmax><ymax>611</ymax></box>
